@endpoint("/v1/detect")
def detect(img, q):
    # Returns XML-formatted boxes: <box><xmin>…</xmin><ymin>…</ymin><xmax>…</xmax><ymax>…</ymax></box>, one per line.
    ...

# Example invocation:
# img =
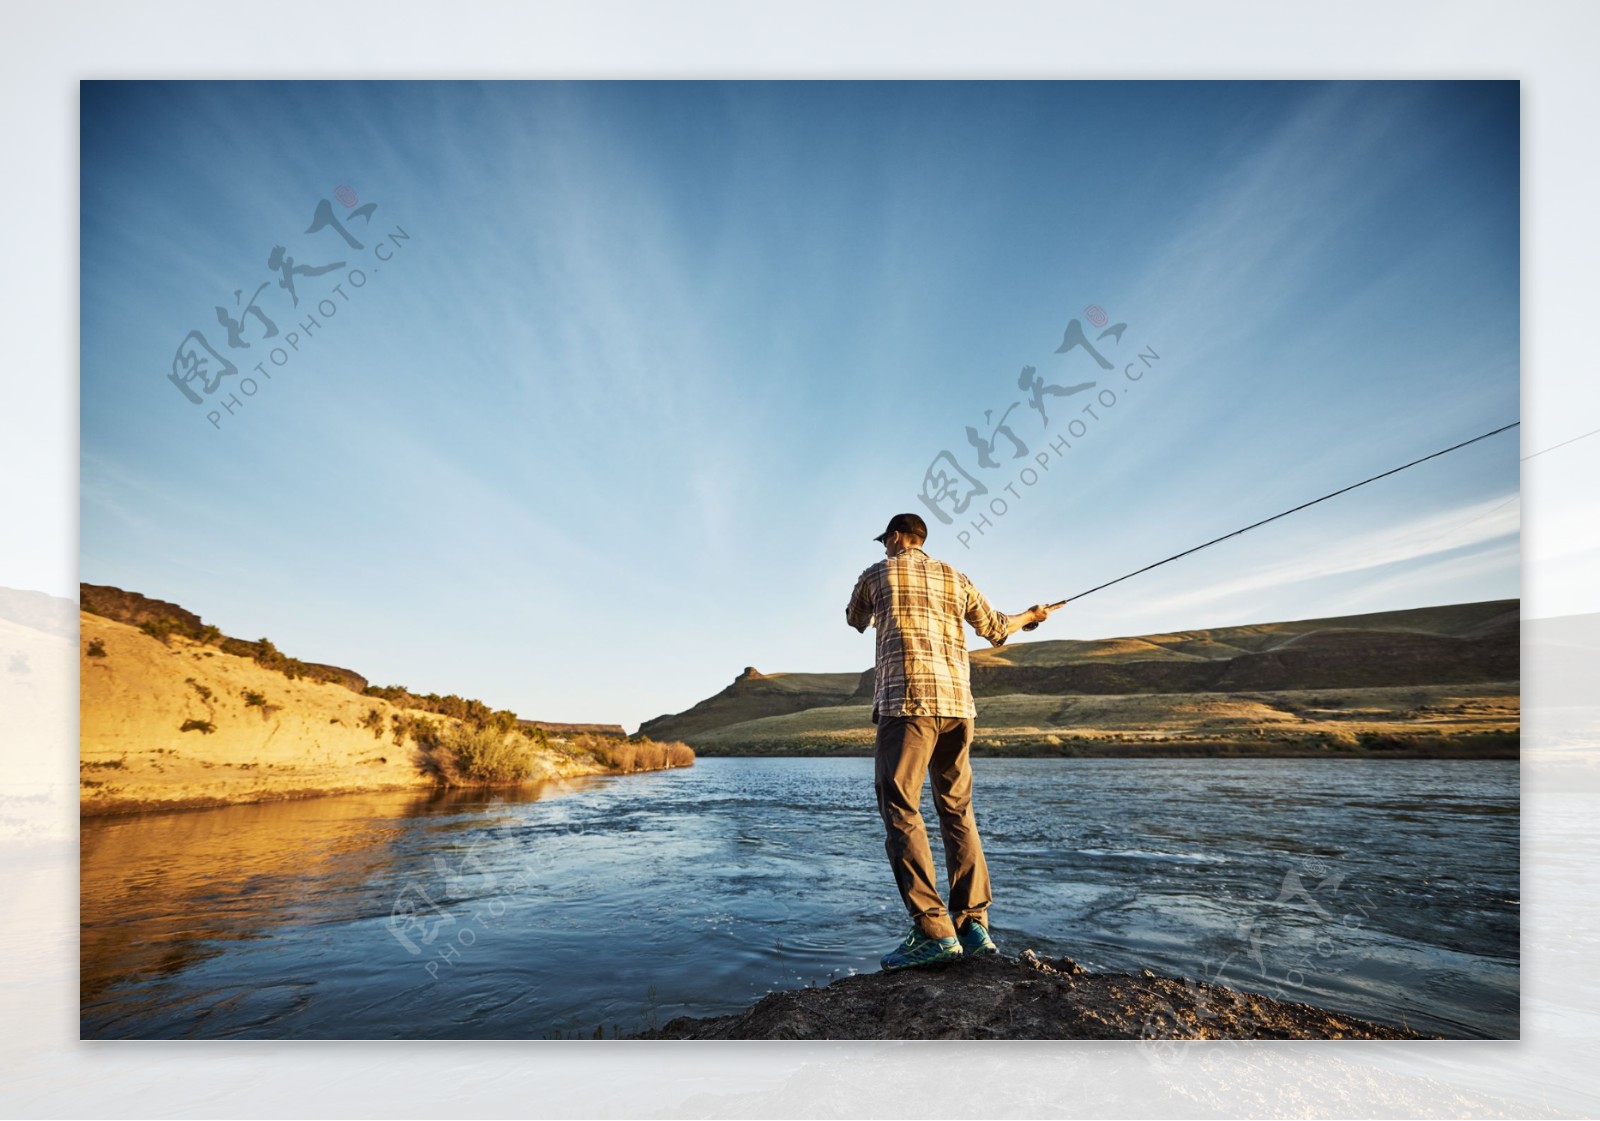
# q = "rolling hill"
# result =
<box><xmin>639</xmin><ymin>600</ymin><xmax>1520</xmax><ymax>756</ymax></box>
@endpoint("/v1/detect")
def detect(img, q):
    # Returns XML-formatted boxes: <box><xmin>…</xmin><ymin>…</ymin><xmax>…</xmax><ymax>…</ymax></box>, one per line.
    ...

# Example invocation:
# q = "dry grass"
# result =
<box><xmin>567</xmin><ymin>733</ymin><xmax>695</xmax><ymax>772</ymax></box>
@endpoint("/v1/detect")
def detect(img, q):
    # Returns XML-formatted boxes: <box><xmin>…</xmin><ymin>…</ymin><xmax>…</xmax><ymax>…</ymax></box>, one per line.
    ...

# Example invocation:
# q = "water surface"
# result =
<box><xmin>80</xmin><ymin>757</ymin><xmax>1518</xmax><ymax>1038</ymax></box>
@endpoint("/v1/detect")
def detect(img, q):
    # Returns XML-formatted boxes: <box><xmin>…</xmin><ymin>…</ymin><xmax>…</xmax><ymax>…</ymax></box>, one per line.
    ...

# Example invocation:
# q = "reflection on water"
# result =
<box><xmin>80</xmin><ymin>759</ymin><xmax>1518</xmax><ymax>1039</ymax></box>
<box><xmin>79</xmin><ymin>780</ymin><xmax>605</xmax><ymax>1036</ymax></box>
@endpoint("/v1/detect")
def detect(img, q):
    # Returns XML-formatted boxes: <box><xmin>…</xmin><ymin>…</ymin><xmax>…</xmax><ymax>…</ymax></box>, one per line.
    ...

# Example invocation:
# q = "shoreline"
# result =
<box><xmin>687</xmin><ymin>739</ymin><xmax>1519</xmax><ymax>760</ymax></box>
<box><xmin>78</xmin><ymin>762</ymin><xmax>695</xmax><ymax>819</ymax></box>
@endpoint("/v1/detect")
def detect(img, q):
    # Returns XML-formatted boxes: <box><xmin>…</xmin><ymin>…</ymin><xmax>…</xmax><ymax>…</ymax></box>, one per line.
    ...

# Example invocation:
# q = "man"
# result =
<box><xmin>846</xmin><ymin>512</ymin><xmax>1059</xmax><ymax>971</ymax></box>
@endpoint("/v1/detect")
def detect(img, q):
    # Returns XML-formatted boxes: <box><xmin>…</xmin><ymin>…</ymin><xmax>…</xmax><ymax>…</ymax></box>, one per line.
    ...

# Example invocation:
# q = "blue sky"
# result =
<box><xmin>80</xmin><ymin>80</ymin><xmax>1520</xmax><ymax>730</ymax></box>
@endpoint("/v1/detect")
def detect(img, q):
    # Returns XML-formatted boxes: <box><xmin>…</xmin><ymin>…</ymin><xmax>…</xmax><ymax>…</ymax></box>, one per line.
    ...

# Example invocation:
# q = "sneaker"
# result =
<box><xmin>880</xmin><ymin>927</ymin><xmax>965</xmax><ymax>971</ymax></box>
<box><xmin>958</xmin><ymin>920</ymin><xmax>997</xmax><ymax>956</ymax></box>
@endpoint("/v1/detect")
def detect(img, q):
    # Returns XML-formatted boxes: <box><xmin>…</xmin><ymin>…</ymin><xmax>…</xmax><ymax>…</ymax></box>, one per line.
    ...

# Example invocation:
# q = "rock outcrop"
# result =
<box><xmin>634</xmin><ymin>951</ymin><xmax>1428</xmax><ymax>1040</ymax></box>
<box><xmin>80</xmin><ymin>583</ymin><xmax>370</xmax><ymax>693</ymax></box>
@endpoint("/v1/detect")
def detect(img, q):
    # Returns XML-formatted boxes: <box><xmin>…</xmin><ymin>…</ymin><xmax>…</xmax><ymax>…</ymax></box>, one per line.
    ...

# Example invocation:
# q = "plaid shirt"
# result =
<box><xmin>846</xmin><ymin>547</ymin><xmax>1011</xmax><ymax>720</ymax></box>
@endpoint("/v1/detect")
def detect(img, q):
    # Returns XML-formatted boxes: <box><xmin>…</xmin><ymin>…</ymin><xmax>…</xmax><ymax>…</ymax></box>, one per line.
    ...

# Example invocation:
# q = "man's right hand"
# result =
<box><xmin>1019</xmin><ymin>601</ymin><xmax>1066</xmax><ymax>632</ymax></box>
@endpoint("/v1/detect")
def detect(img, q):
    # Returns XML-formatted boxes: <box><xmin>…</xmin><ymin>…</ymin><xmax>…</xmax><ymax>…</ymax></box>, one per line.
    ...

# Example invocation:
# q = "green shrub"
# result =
<box><xmin>242</xmin><ymin>690</ymin><xmax>267</xmax><ymax>707</ymax></box>
<box><xmin>1357</xmin><ymin>731</ymin><xmax>1407</xmax><ymax>751</ymax></box>
<box><xmin>247</xmin><ymin>637</ymin><xmax>307</xmax><ymax>680</ymax></box>
<box><xmin>180</xmin><ymin>719</ymin><xmax>217</xmax><ymax>734</ymax></box>
<box><xmin>360</xmin><ymin>708</ymin><xmax>386</xmax><ymax>739</ymax></box>
<box><xmin>392</xmin><ymin>713</ymin><xmax>439</xmax><ymax>748</ymax></box>
<box><xmin>365</xmin><ymin>683</ymin><xmax>411</xmax><ymax>703</ymax></box>
<box><xmin>85</xmin><ymin>639</ymin><xmax>107</xmax><ymax>657</ymax></box>
<box><xmin>439</xmin><ymin>724</ymin><xmax>535</xmax><ymax>784</ymax></box>
<box><xmin>138</xmin><ymin>616</ymin><xmax>215</xmax><ymax>644</ymax></box>
<box><xmin>486</xmin><ymin>709</ymin><xmax>520</xmax><ymax>734</ymax></box>
<box><xmin>363</xmin><ymin>685</ymin><xmax>522</xmax><ymax>732</ymax></box>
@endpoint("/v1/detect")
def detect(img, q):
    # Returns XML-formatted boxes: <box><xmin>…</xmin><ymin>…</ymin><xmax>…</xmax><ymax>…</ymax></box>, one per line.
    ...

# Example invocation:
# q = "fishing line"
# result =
<box><xmin>1040</xmin><ymin>420</ymin><xmax>1522</xmax><ymax>611</ymax></box>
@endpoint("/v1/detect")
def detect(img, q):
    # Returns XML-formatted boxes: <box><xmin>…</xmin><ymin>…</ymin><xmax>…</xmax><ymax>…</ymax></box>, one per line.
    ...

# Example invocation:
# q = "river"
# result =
<box><xmin>80</xmin><ymin>756</ymin><xmax>1518</xmax><ymax>1039</ymax></box>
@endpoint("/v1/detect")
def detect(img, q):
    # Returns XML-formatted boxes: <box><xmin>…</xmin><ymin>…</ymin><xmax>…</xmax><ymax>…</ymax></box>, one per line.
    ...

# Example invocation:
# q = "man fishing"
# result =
<box><xmin>846</xmin><ymin>512</ymin><xmax>1062</xmax><ymax>971</ymax></box>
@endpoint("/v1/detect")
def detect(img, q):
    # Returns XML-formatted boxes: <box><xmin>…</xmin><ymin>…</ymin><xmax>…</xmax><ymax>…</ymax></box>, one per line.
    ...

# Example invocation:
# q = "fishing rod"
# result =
<box><xmin>1020</xmin><ymin>421</ymin><xmax>1521</xmax><ymax>630</ymax></box>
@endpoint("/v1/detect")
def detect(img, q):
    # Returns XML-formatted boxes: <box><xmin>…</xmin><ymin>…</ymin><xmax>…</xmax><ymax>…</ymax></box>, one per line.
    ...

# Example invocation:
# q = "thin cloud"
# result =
<box><xmin>1127</xmin><ymin>83</ymin><xmax>1443</xmax><ymax>355</ymax></box>
<box><xmin>1129</xmin><ymin>492</ymin><xmax>1521</xmax><ymax>619</ymax></box>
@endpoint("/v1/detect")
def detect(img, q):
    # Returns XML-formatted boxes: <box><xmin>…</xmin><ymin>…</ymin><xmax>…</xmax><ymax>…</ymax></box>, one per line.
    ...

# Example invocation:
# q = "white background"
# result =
<box><xmin>3</xmin><ymin>2</ymin><xmax>1596</xmax><ymax>1116</ymax></box>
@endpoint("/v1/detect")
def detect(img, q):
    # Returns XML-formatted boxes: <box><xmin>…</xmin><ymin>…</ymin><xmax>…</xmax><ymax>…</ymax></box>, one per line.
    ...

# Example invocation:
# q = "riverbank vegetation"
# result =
<box><xmin>687</xmin><ymin>728</ymin><xmax>1519</xmax><ymax>759</ymax></box>
<box><xmin>680</xmin><ymin>683</ymin><xmax>1520</xmax><ymax>759</ymax></box>
<box><xmin>430</xmin><ymin>725</ymin><xmax>696</xmax><ymax>785</ymax></box>
<box><xmin>567</xmin><ymin>733</ymin><xmax>696</xmax><ymax>773</ymax></box>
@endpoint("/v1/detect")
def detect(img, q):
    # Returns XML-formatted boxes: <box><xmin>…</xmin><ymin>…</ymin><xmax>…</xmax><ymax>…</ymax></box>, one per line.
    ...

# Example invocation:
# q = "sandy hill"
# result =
<box><xmin>81</xmin><ymin>583</ymin><xmax>624</xmax><ymax>738</ymax></box>
<box><xmin>78</xmin><ymin>587</ymin><xmax>688</xmax><ymax>815</ymax></box>
<box><xmin>80</xmin><ymin>611</ymin><xmax>450</xmax><ymax>814</ymax></box>
<box><xmin>640</xmin><ymin>600</ymin><xmax>1520</xmax><ymax>755</ymax></box>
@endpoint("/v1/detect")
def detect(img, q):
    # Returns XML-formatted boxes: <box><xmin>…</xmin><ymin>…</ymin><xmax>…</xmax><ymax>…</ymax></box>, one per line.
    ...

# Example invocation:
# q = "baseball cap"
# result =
<box><xmin>873</xmin><ymin>512</ymin><xmax>929</xmax><ymax>543</ymax></box>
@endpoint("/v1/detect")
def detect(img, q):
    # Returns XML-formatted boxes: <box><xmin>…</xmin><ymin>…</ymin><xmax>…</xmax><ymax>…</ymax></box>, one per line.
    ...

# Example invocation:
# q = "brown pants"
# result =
<box><xmin>874</xmin><ymin>714</ymin><xmax>992</xmax><ymax>940</ymax></box>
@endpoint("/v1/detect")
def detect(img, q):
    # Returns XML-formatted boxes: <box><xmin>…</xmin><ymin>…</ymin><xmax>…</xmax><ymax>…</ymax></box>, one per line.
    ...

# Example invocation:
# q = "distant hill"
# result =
<box><xmin>519</xmin><ymin>719</ymin><xmax>627</xmax><ymax>738</ymax></box>
<box><xmin>638</xmin><ymin>667</ymin><xmax>861</xmax><ymax>741</ymax></box>
<box><xmin>640</xmin><ymin>600</ymin><xmax>1520</xmax><ymax>755</ymax></box>
<box><xmin>958</xmin><ymin>599</ymin><xmax>1517</xmax><ymax>696</ymax></box>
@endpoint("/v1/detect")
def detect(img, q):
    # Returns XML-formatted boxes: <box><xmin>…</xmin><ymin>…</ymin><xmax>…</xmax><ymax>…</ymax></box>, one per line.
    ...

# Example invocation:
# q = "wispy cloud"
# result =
<box><xmin>1128</xmin><ymin>492</ymin><xmax>1521</xmax><ymax>620</ymax></box>
<box><xmin>78</xmin><ymin>82</ymin><xmax>1521</xmax><ymax>727</ymax></box>
<box><xmin>1321</xmin><ymin>537</ymin><xmax>1519</xmax><ymax>617</ymax></box>
<box><xmin>1126</xmin><ymin>83</ymin><xmax>1444</xmax><ymax>357</ymax></box>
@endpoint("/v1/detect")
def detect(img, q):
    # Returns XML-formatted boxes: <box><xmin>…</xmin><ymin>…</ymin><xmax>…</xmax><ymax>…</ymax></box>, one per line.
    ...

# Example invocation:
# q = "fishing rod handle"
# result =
<box><xmin>1020</xmin><ymin>600</ymin><xmax>1069</xmax><ymax>631</ymax></box>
